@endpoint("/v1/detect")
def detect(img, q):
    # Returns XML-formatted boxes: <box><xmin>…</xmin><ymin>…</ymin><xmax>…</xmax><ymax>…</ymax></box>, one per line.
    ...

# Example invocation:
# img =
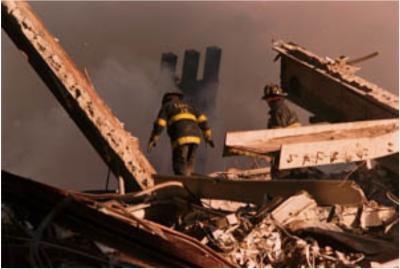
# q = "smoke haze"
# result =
<box><xmin>2</xmin><ymin>1</ymin><xmax>398</xmax><ymax>190</ymax></box>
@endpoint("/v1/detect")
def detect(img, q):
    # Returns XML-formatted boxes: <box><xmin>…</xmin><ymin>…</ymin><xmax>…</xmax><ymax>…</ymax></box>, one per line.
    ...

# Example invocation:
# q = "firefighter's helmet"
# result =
<box><xmin>162</xmin><ymin>91</ymin><xmax>183</xmax><ymax>104</ymax></box>
<box><xmin>262</xmin><ymin>83</ymin><xmax>287</xmax><ymax>99</ymax></box>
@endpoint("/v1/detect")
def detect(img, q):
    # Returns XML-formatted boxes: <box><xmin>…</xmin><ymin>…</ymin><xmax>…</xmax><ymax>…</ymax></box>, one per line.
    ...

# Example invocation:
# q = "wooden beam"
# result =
<box><xmin>2</xmin><ymin>1</ymin><xmax>155</xmax><ymax>191</ymax></box>
<box><xmin>224</xmin><ymin>119</ymin><xmax>398</xmax><ymax>170</ymax></box>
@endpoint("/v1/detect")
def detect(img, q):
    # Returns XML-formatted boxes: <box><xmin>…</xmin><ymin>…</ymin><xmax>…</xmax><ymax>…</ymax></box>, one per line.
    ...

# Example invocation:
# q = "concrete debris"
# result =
<box><xmin>272</xmin><ymin>40</ymin><xmax>398</xmax><ymax>174</ymax></box>
<box><xmin>224</xmin><ymin>119</ymin><xmax>399</xmax><ymax>170</ymax></box>
<box><xmin>271</xmin><ymin>191</ymin><xmax>319</xmax><ymax>226</ymax></box>
<box><xmin>2</xmin><ymin>1</ymin><xmax>398</xmax><ymax>267</ymax></box>
<box><xmin>4</xmin><ymin>169</ymin><xmax>398</xmax><ymax>267</ymax></box>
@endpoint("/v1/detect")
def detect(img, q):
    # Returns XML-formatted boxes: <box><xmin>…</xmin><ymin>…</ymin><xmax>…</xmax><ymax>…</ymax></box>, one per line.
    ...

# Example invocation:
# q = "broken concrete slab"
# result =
<box><xmin>224</xmin><ymin>119</ymin><xmax>398</xmax><ymax>170</ymax></box>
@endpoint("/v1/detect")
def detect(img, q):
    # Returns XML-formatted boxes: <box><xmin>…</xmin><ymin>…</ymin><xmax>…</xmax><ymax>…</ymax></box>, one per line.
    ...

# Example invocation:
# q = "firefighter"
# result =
<box><xmin>262</xmin><ymin>83</ymin><xmax>300</xmax><ymax>129</ymax></box>
<box><xmin>262</xmin><ymin>83</ymin><xmax>302</xmax><ymax>178</ymax></box>
<box><xmin>147</xmin><ymin>92</ymin><xmax>215</xmax><ymax>176</ymax></box>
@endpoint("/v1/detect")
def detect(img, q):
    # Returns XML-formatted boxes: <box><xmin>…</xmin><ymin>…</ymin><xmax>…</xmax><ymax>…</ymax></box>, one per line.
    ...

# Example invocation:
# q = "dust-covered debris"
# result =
<box><xmin>2</xmin><ymin>1</ymin><xmax>398</xmax><ymax>267</ymax></box>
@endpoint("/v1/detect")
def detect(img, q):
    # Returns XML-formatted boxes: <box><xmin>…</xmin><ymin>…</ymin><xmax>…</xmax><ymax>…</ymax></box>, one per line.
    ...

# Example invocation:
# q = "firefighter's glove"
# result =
<box><xmin>147</xmin><ymin>136</ymin><xmax>159</xmax><ymax>153</ymax></box>
<box><xmin>206</xmin><ymin>139</ymin><xmax>215</xmax><ymax>148</ymax></box>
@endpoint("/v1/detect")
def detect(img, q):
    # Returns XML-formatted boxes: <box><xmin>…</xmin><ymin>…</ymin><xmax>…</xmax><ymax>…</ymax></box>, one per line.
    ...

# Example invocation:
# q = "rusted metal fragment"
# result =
<box><xmin>2</xmin><ymin>170</ymin><xmax>235</xmax><ymax>268</ymax></box>
<box><xmin>272</xmin><ymin>40</ymin><xmax>399</xmax><ymax>173</ymax></box>
<box><xmin>2</xmin><ymin>0</ymin><xmax>154</xmax><ymax>191</ymax></box>
<box><xmin>224</xmin><ymin>119</ymin><xmax>398</xmax><ymax>170</ymax></box>
<box><xmin>154</xmin><ymin>174</ymin><xmax>366</xmax><ymax>206</ymax></box>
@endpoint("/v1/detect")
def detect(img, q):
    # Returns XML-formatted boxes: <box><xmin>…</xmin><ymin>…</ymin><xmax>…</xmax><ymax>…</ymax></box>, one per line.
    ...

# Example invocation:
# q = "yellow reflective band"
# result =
<box><xmin>197</xmin><ymin>114</ymin><xmax>208</xmax><ymax>123</ymax></box>
<box><xmin>172</xmin><ymin>136</ymin><xmax>201</xmax><ymax>148</ymax></box>
<box><xmin>204</xmin><ymin>129</ymin><xmax>212</xmax><ymax>139</ymax></box>
<box><xmin>156</xmin><ymin>118</ymin><xmax>167</xmax><ymax>127</ymax></box>
<box><xmin>168</xmin><ymin>113</ymin><xmax>197</xmax><ymax>125</ymax></box>
<box><xmin>287</xmin><ymin>122</ymin><xmax>301</xmax><ymax>128</ymax></box>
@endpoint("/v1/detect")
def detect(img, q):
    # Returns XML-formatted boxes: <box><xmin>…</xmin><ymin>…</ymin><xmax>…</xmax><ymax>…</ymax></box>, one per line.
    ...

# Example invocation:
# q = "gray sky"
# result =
<box><xmin>2</xmin><ymin>1</ymin><xmax>398</xmax><ymax>190</ymax></box>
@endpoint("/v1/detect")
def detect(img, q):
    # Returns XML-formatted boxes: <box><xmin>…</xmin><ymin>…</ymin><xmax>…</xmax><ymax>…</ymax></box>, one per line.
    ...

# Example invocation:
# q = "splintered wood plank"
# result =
<box><xmin>2</xmin><ymin>0</ymin><xmax>155</xmax><ymax>191</ymax></box>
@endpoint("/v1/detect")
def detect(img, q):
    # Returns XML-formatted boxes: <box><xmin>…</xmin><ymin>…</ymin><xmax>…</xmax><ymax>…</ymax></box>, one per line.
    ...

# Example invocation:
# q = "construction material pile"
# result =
<box><xmin>175</xmin><ymin>186</ymin><xmax>398</xmax><ymax>268</ymax></box>
<box><xmin>2</xmin><ymin>1</ymin><xmax>399</xmax><ymax>267</ymax></box>
<box><xmin>3</xmin><ymin>167</ymin><xmax>398</xmax><ymax>268</ymax></box>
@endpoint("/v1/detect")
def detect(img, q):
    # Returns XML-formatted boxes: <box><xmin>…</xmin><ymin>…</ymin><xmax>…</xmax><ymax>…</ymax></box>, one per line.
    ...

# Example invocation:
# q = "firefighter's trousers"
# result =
<box><xmin>172</xmin><ymin>143</ymin><xmax>198</xmax><ymax>176</ymax></box>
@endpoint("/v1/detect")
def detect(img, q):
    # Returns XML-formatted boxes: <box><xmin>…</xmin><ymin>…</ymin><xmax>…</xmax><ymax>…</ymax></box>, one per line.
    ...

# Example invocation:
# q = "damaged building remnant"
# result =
<box><xmin>160</xmin><ymin>52</ymin><xmax>178</xmax><ymax>79</ymax></box>
<box><xmin>160</xmin><ymin>46</ymin><xmax>222</xmax><ymax>114</ymax></box>
<box><xmin>3</xmin><ymin>1</ymin><xmax>398</xmax><ymax>267</ymax></box>
<box><xmin>272</xmin><ymin>40</ymin><xmax>399</xmax><ymax>173</ymax></box>
<box><xmin>225</xmin><ymin>119</ymin><xmax>398</xmax><ymax>170</ymax></box>
<box><xmin>2</xmin><ymin>0</ymin><xmax>155</xmax><ymax>191</ymax></box>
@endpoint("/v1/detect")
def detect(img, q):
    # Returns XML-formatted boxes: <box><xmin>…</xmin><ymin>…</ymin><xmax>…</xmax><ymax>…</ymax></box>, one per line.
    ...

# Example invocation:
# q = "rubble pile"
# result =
<box><xmin>174</xmin><ymin>187</ymin><xmax>398</xmax><ymax>268</ymax></box>
<box><xmin>2</xmin><ymin>165</ymin><xmax>399</xmax><ymax>268</ymax></box>
<box><xmin>2</xmin><ymin>1</ymin><xmax>398</xmax><ymax>267</ymax></box>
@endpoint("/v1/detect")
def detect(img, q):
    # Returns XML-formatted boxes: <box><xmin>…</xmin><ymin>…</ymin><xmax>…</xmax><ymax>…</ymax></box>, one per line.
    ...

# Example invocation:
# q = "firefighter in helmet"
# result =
<box><xmin>262</xmin><ymin>83</ymin><xmax>302</xmax><ymax>178</ymax></box>
<box><xmin>147</xmin><ymin>92</ymin><xmax>215</xmax><ymax>176</ymax></box>
<box><xmin>262</xmin><ymin>83</ymin><xmax>300</xmax><ymax>129</ymax></box>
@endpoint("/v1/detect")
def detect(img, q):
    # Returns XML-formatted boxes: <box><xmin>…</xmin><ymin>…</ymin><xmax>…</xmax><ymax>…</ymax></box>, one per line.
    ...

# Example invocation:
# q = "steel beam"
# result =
<box><xmin>154</xmin><ymin>174</ymin><xmax>366</xmax><ymax>206</ymax></box>
<box><xmin>2</xmin><ymin>0</ymin><xmax>155</xmax><ymax>191</ymax></box>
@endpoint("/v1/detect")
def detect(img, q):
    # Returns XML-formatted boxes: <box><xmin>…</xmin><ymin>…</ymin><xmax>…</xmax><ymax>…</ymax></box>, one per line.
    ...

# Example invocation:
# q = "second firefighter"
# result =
<box><xmin>148</xmin><ymin>92</ymin><xmax>215</xmax><ymax>176</ymax></box>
